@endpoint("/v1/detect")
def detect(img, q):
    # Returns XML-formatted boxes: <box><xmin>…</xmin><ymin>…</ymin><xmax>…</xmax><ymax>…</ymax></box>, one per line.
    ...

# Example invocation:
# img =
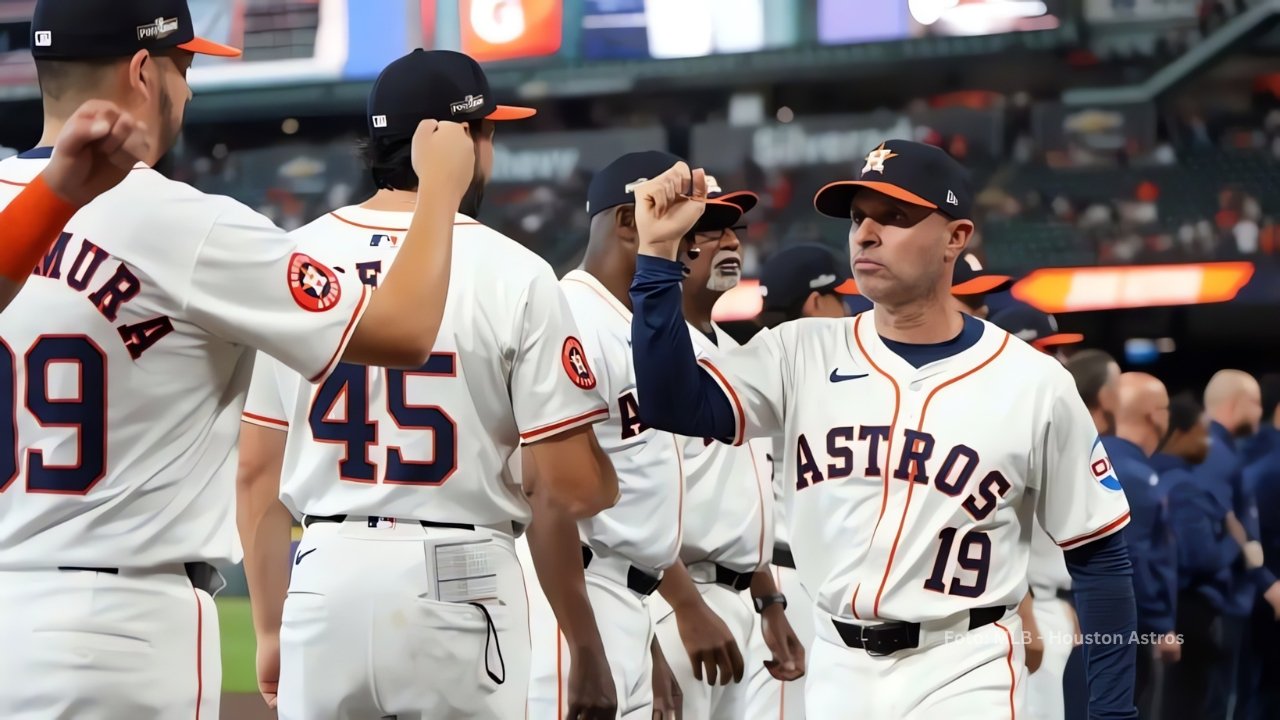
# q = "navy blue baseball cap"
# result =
<box><xmin>368</xmin><ymin>50</ymin><xmax>535</xmax><ymax>141</ymax></box>
<box><xmin>989</xmin><ymin>304</ymin><xmax>1083</xmax><ymax>351</ymax></box>
<box><xmin>814</xmin><ymin>139</ymin><xmax>974</xmax><ymax>222</ymax></box>
<box><xmin>587</xmin><ymin>151</ymin><xmax>756</xmax><ymax>233</ymax></box>
<box><xmin>31</xmin><ymin>0</ymin><xmax>241</xmax><ymax>60</ymax></box>
<box><xmin>952</xmin><ymin>251</ymin><xmax>1013</xmax><ymax>295</ymax></box>
<box><xmin>759</xmin><ymin>244</ymin><xmax>855</xmax><ymax>312</ymax></box>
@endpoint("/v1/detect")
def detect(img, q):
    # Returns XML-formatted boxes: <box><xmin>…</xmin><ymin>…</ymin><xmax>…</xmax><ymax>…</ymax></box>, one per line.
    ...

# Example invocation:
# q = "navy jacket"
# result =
<box><xmin>1103</xmin><ymin>436</ymin><xmax>1177</xmax><ymax>634</ymax></box>
<box><xmin>1245</xmin><ymin>426</ymin><xmax>1280</xmax><ymax>579</ymax></box>
<box><xmin>1156</xmin><ymin>452</ymin><xmax>1237</xmax><ymax>610</ymax></box>
<box><xmin>1192</xmin><ymin>423</ymin><xmax>1276</xmax><ymax>616</ymax></box>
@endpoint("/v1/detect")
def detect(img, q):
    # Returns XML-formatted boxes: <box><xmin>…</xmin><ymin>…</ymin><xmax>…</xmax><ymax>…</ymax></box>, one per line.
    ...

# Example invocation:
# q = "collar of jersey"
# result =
<box><xmin>854</xmin><ymin>308</ymin><xmax>1000</xmax><ymax>382</ymax></box>
<box><xmin>18</xmin><ymin>147</ymin><xmax>53</xmax><ymax>159</ymax></box>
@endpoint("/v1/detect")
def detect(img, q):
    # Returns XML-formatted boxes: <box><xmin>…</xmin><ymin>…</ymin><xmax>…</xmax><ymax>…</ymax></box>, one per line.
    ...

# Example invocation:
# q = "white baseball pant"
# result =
<box><xmin>522</xmin><ymin>540</ymin><xmax>657</xmax><ymax>719</ymax></box>
<box><xmin>278</xmin><ymin>517</ymin><xmax>529</xmax><ymax>720</ymax></box>
<box><xmin>806</xmin><ymin>606</ymin><xmax>1026</xmax><ymax>719</ymax></box>
<box><xmin>1025</xmin><ymin>594</ymin><xmax>1077</xmax><ymax>720</ymax></box>
<box><xmin>0</xmin><ymin>566</ymin><xmax>220</xmax><ymax>720</ymax></box>
<box><xmin>744</xmin><ymin>562</ymin><xmax>813</xmax><ymax>719</ymax></box>
<box><xmin>651</xmin><ymin>562</ymin><xmax>757</xmax><ymax>720</ymax></box>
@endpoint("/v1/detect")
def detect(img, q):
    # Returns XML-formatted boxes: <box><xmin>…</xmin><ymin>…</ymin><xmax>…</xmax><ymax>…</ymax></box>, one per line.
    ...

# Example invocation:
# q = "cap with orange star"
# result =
<box><xmin>813</xmin><ymin>139</ymin><xmax>973</xmax><ymax>222</ymax></box>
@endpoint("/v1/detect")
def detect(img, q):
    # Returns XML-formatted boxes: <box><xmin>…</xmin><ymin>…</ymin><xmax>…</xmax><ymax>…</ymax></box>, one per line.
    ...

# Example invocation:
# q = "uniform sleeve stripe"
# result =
<box><xmin>242</xmin><ymin>412</ymin><xmax>288</xmax><ymax>429</ymax></box>
<box><xmin>520</xmin><ymin>406</ymin><xmax>609</xmax><ymax>443</ymax></box>
<box><xmin>0</xmin><ymin>178</ymin><xmax>29</xmax><ymax>187</ymax></box>
<box><xmin>308</xmin><ymin>283</ymin><xmax>371</xmax><ymax>384</ymax></box>
<box><xmin>1056</xmin><ymin>511</ymin><xmax>1131</xmax><ymax>550</ymax></box>
<box><xmin>697</xmin><ymin>358</ymin><xmax>745</xmax><ymax>447</ymax></box>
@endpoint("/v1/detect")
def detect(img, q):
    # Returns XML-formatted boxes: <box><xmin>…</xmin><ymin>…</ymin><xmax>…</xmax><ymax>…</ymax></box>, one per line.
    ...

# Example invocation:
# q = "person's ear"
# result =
<box><xmin>944</xmin><ymin>219</ymin><xmax>974</xmax><ymax>262</ymax></box>
<box><xmin>616</xmin><ymin>205</ymin><xmax>637</xmax><ymax>246</ymax></box>
<box><xmin>127</xmin><ymin>50</ymin><xmax>153</xmax><ymax>102</ymax></box>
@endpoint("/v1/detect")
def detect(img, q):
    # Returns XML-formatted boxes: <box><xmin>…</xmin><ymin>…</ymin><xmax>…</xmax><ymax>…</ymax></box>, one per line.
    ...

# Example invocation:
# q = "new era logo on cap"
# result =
<box><xmin>371</xmin><ymin>115</ymin><xmax>388</xmax><ymax>128</ymax></box>
<box><xmin>35</xmin><ymin>31</ymin><xmax>52</xmax><ymax>46</ymax></box>
<box><xmin>946</xmin><ymin>190</ymin><xmax>959</xmax><ymax>206</ymax></box>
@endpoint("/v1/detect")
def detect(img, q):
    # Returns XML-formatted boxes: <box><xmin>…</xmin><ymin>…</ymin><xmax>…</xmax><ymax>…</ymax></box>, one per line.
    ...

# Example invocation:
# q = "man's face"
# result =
<box><xmin>1235</xmin><ymin>382</ymin><xmax>1263</xmax><ymax>437</ymax></box>
<box><xmin>847</xmin><ymin>191</ymin><xmax>956</xmax><ymax>307</ymax></box>
<box><xmin>683</xmin><ymin>227</ymin><xmax>742</xmax><ymax>294</ymax></box>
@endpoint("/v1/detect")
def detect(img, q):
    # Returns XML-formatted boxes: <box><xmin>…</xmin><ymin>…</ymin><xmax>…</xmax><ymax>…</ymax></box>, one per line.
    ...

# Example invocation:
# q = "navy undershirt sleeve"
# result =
<box><xmin>629</xmin><ymin>255</ymin><xmax>737</xmax><ymax>441</ymax></box>
<box><xmin>1064</xmin><ymin>532</ymin><xmax>1140</xmax><ymax>719</ymax></box>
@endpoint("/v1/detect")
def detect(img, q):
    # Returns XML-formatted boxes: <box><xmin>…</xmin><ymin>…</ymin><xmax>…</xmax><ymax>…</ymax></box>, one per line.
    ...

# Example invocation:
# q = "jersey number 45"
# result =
<box><xmin>308</xmin><ymin>355</ymin><xmax>457</xmax><ymax>486</ymax></box>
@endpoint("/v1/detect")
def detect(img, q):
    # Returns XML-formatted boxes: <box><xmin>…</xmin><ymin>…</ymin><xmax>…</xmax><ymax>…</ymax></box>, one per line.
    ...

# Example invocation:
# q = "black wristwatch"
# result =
<box><xmin>754</xmin><ymin>593</ymin><xmax>787</xmax><ymax>614</ymax></box>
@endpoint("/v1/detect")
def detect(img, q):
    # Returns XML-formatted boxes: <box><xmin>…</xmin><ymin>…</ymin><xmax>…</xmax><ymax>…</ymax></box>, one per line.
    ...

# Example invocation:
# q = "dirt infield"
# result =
<box><xmin>222</xmin><ymin>693</ymin><xmax>275</xmax><ymax>720</ymax></box>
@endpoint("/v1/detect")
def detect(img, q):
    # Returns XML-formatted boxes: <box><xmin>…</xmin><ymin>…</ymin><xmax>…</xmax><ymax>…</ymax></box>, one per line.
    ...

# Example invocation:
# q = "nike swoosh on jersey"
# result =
<box><xmin>829</xmin><ymin>369</ymin><xmax>869</xmax><ymax>383</ymax></box>
<box><xmin>294</xmin><ymin>548</ymin><xmax>317</xmax><ymax>565</ymax></box>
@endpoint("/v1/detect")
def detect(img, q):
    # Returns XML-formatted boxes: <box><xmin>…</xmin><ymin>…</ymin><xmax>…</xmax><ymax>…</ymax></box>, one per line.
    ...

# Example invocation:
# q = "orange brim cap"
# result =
<box><xmin>178</xmin><ymin>37</ymin><xmax>243</xmax><ymax>58</ymax></box>
<box><xmin>834</xmin><ymin>278</ymin><xmax>861</xmax><ymax>295</ymax></box>
<box><xmin>713</xmin><ymin>190</ymin><xmax>760</xmax><ymax>214</ymax></box>
<box><xmin>487</xmin><ymin>105</ymin><xmax>537</xmax><ymax>121</ymax></box>
<box><xmin>952</xmin><ymin>275</ymin><xmax>1013</xmax><ymax>295</ymax></box>
<box><xmin>1032</xmin><ymin>333</ymin><xmax>1085</xmax><ymax>350</ymax></box>
<box><xmin>814</xmin><ymin>180</ymin><xmax>938</xmax><ymax>219</ymax></box>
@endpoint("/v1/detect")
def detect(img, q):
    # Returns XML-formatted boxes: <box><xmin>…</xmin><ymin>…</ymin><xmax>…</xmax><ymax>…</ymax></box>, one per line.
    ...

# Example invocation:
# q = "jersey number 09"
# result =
<box><xmin>309</xmin><ymin>354</ymin><xmax>458</xmax><ymax>486</ymax></box>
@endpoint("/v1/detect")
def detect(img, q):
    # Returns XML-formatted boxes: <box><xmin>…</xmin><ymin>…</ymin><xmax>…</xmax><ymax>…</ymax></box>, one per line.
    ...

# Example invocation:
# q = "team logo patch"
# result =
<box><xmin>287</xmin><ymin>253</ymin><xmax>342</xmax><ymax>312</ymax></box>
<box><xmin>561</xmin><ymin>337</ymin><xmax>597</xmax><ymax>390</ymax></box>
<box><xmin>1090</xmin><ymin>436</ymin><xmax>1122</xmax><ymax>491</ymax></box>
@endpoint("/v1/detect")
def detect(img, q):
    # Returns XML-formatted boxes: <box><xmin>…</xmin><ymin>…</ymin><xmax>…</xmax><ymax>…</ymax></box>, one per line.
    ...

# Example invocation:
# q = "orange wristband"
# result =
<box><xmin>0</xmin><ymin>174</ymin><xmax>79</xmax><ymax>282</ymax></box>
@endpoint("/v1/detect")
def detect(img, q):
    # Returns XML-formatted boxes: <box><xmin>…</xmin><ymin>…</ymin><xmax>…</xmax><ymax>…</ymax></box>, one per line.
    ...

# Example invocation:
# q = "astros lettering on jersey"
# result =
<box><xmin>242</xmin><ymin>205</ymin><xmax>608</xmax><ymax>526</ymax></box>
<box><xmin>700</xmin><ymin>310</ymin><xmax>1131</xmax><ymax>622</ymax></box>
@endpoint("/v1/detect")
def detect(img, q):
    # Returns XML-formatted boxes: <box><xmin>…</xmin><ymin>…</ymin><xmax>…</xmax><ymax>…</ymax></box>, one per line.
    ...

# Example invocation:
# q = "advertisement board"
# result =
<box><xmin>817</xmin><ymin>0</ymin><xmax>1067</xmax><ymax>45</ymax></box>
<box><xmin>580</xmin><ymin>0</ymin><xmax>797</xmax><ymax>60</ymax></box>
<box><xmin>459</xmin><ymin>0</ymin><xmax>562</xmax><ymax>62</ymax></box>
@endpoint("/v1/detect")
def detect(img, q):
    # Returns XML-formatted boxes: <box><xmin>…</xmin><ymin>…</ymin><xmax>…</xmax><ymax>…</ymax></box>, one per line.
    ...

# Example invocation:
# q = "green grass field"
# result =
<box><xmin>217</xmin><ymin>596</ymin><xmax>259</xmax><ymax>693</ymax></box>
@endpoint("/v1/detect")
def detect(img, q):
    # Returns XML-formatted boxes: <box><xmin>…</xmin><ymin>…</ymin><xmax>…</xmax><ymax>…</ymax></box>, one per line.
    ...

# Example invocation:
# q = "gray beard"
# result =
<box><xmin>706</xmin><ymin>249</ymin><xmax>741</xmax><ymax>292</ymax></box>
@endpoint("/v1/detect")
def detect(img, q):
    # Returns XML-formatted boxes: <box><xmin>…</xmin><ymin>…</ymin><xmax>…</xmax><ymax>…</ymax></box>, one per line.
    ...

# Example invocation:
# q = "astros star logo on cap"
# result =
<box><xmin>861</xmin><ymin>143</ymin><xmax>898</xmax><ymax>175</ymax></box>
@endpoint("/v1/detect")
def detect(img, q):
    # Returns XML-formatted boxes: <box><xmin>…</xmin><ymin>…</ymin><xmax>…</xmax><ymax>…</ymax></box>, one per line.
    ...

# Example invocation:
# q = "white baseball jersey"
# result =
<box><xmin>560</xmin><ymin>269</ymin><xmax>683</xmax><ymax>573</ymax></box>
<box><xmin>700</xmin><ymin>310</ymin><xmax>1131</xmax><ymax>622</ymax></box>
<box><xmin>679</xmin><ymin>322</ymin><xmax>772</xmax><ymax>573</ymax></box>
<box><xmin>243</xmin><ymin>206</ymin><xmax>608</xmax><ymax>526</ymax></box>
<box><xmin>0</xmin><ymin>155</ymin><xmax>371</xmax><ymax>569</ymax></box>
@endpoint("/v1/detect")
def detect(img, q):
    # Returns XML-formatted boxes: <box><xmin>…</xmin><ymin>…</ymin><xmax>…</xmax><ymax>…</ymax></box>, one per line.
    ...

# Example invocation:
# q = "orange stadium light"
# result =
<box><xmin>712</xmin><ymin>279</ymin><xmax>764</xmax><ymax>322</ymax></box>
<box><xmin>1012</xmin><ymin>262</ymin><xmax>1255</xmax><ymax>313</ymax></box>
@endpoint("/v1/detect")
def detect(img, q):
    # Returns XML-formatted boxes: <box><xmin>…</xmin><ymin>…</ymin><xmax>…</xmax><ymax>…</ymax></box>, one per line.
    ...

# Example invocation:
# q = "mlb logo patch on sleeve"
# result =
<box><xmin>561</xmin><ymin>337</ymin><xmax>596</xmax><ymax>390</ymax></box>
<box><xmin>287</xmin><ymin>253</ymin><xmax>342</xmax><ymax>312</ymax></box>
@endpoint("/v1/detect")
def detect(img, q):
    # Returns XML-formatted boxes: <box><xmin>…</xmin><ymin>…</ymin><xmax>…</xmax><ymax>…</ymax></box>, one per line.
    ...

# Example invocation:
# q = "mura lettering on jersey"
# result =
<box><xmin>31</xmin><ymin>232</ymin><xmax>174</xmax><ymax>360</ymax></box>
<box><xmin>795</xmin><ymin>425</ymin><xmax>1013</xmax><ymax>521</ymax></box>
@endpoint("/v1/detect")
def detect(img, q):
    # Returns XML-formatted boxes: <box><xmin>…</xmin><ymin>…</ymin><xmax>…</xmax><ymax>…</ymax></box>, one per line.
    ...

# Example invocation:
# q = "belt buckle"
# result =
<box><xmin>860</xmin><ymin>625</ymin><xmax>891</xmax><ymax>657</ymax></box>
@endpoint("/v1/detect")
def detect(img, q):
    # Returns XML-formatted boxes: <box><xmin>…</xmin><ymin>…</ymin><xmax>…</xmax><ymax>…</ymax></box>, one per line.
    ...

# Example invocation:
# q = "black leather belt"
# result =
<box><xmin>58</xmin><ymin>562</ymin><xmax>221</xmax><ymax>594</ymax></box>
<box><xmin>581</xmin><ymin>546</ymin><xmax>662</xmax><ymax>597</ymax></box>
<box><xmin>773</xmin><ymin>545</ymin><xmax>796</xmax><ymax>569</ymax></box>
<box><xmin>303</xmin><ymin>514</ymin><xmax>476</xmax><ymax>531</ymax></box>
<box><xmin>713</xmin><ymin>563</ymin><xmax>754</xmax><ymax>592</ymax></box>
<box><xmin>832</xmin><ymin>605</ymin><xmax>1008</xmax><ymax>656</ymax></box>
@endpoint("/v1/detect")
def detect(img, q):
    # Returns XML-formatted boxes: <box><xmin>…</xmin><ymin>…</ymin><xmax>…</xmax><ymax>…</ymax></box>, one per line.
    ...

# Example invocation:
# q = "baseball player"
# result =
<box><xmin>988</xmin><ymin>304</ymin><xmax>1084</xmax><ymax>362</ymax></box>
<box><xmin>625</xmin><ymin>141</ymin><xmax>1141</xmax><ymax>718</ymax></box>
<box><xmin>523</xmin><ymin>150</ymin><xmax>747</xmax><ymax>719</ymax></box>
<box><xmin>235</xmin><ymin>50</ymin><xmax>620</xmax><ymax>720</ymax></box>
<box><xmin>0</xmin><ymin>2</ymin><xmax>476</xmax><ymax>717</ymax></box>
<box><xmin>745</xmin><ymin>243</ymin><xmax>857</xmax><ymax>719</ymax></box>
<box><xmin>0</xmin><ymin>101</ymin><xmax>151</xmax><ymax>310</ymax></box>
<box><xmin>647</xmin><ymin>179</ymin><xmax>807</xmax><ymax>720</ymax></box>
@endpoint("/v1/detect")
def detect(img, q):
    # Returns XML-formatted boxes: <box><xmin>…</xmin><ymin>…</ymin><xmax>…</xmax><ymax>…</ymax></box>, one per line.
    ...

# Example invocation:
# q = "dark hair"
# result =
<box><xmin>1260</xmin><ymin>373</ymin><xmax>1280</xmax><ymax>423</ymax></box>
<box><xmin>1065</xmin><ymin>349</ymin><xmax>1116</xmax><ymax>410</ymax></box>
<box><xmin>358</xmin><ymin>135</ymin><xmax>418</xmax><ymax>192</ymax></box>
<box><xmin>35</xmin><ymin>57</ymin><xmax>122</xmax><ymax>101</ymax></box>
<box><xmin>358</xmin><ymin>119</ymin><xmax>486</xmax><ymax>192</ymax></box>
<box><xmin>1168</xmin><ymin>391</ymin><xmax>1204</xmax><ymax>433</ymax></box>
